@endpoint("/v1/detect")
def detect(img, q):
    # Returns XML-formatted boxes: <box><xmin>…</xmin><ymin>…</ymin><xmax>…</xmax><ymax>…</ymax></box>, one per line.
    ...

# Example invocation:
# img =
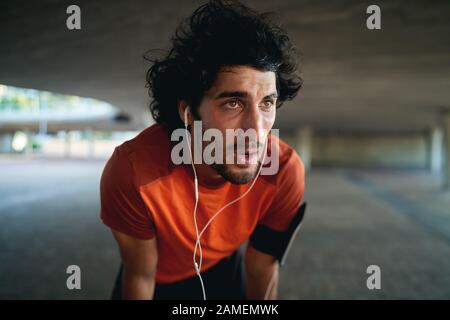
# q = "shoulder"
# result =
<box><xmin>256</xmin><ymin>135</ymin><xmax>306</xmax><ymax>231</ymax></box>
<box><xmin>110</xmin><ymin>123</ymin><xmax>174</xmax><ymax>187</ymax></box>
<box><xmin>278</xmin><ymin>136</ymin><xmax>304</xmax><ymax>177</ymax></box>
<box><xmin>261</xmin><ymin>134</ymin><xmax>305</xmax><ymax>190</ymax></box>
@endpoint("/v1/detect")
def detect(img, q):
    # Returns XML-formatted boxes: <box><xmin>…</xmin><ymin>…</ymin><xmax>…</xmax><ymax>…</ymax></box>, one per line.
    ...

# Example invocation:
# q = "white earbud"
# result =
<box><xmin>184</xmin><ymin>107</ymin><xmax>189</xmax><ymax>128</ymax></box>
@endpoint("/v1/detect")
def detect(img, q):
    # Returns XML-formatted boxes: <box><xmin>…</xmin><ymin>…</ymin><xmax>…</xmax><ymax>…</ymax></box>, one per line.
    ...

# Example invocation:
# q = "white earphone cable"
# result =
<box><xmin>183</xmin><ymin>110</ymin><xmax>205</xmax><ymax>298</ymax></box>
<box><xmin>184</xmin><ymin>108</ymin><xmax>273</xmax><ymax>300</ymax></box>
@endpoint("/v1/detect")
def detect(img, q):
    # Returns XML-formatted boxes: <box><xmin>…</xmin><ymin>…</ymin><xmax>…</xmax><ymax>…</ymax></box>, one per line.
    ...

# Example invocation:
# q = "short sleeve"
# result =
<box><xmin>259</xmin><ymin>150</ymin><xmax>305</xmax><ymax>232</ymax></box>
<box><xmin>100</xmin><ymin>146</ymin><xmax>156</xmax><ymax>240</ymax></box>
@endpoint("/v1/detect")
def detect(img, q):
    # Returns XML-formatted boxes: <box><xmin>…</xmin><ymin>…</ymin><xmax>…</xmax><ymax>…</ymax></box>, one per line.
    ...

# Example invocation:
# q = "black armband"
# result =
<box><xmin>249</xmin><ymin>202</ymin><xmax>307</xmax><ymax>266</ymax></box>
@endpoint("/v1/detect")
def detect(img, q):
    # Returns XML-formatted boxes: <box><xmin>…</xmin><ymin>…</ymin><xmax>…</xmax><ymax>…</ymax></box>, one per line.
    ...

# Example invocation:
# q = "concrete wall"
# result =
<box><xmin>312</xmin><ymin>132</ymin><xmax>428</xmax><ymax>169</ymax></box>
<box><xmin>281</xmin><ymin>131</ymin><xmax>429</xmax><ymax>169</ymax></box>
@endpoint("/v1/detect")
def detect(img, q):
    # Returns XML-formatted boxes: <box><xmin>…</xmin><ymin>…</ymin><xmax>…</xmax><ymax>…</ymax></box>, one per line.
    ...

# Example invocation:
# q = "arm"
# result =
<box><xmin>245</xmin><ymin>151</ymin><xmax>305</xmax><ymax>299</ymax></box>
<box><xmin>112</xmin><ymin>229</ymin><xmax>158</xmax><ymax>300</ymax></box>
<box><xmin>245</xmin><ymin>242</ymin><xmax>279</xmax><ymax>300</ymax></box>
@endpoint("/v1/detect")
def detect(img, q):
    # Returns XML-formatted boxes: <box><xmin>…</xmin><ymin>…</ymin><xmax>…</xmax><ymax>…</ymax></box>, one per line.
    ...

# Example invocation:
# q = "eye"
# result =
<box><xmin>260</xmin><ymin>100</ymin><xmax>275</xmax><ymax>110</ymax></box>
<box><xmin>224</xmin><ymin>99</ymin><xmax>241</xmax><ymax>109</ymax></box>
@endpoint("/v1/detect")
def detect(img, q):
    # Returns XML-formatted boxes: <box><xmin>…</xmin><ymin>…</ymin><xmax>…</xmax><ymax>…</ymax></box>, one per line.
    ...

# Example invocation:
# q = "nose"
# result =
<box><xmin>242</xmin><ymin>103</ymin><xmax>263</xmax><ymax>133</ymax></box>
<box><xmin>240</xmin><ymin>104</ymin><xmax>269</xmax><ymax>147</ymax></box>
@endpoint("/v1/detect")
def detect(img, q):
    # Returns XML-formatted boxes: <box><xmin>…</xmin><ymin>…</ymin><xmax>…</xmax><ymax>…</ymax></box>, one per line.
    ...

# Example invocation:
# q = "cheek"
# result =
<box><xmin>262</xmin><ymin>108</ymin><xmax>276</xmax><ymax>129</ymax></box>
<box><xmin>198</xmin><ymin>103</ymin><xmax>226</xmax><ymax>127</ymax></box>
<box><xmin>196</xmin><ymin>103</ymin><xmax>209</xmax><ymax>121</ymax></box>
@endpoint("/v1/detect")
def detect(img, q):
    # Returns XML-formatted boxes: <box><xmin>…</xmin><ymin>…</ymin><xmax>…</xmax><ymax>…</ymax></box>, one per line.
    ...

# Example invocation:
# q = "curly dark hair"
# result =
<box><xmin>145</xmin><ymin>0</ymin><xmax>302</xmax><ymax>131</ymax></box>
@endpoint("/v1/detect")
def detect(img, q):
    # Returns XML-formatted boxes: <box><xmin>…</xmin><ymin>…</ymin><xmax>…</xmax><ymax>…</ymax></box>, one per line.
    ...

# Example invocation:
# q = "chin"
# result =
<box><xmin>213</xmin><ymin>163</ymin><xmax>260</xmax><ymax>185</ymax></box>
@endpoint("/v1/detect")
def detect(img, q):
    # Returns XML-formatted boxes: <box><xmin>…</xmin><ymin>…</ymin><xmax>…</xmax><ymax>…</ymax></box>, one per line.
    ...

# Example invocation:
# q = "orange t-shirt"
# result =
<box><xmin>100</xmin><ymin>123</ymin><xmax>305</xmax><ymax>283</ymax></box>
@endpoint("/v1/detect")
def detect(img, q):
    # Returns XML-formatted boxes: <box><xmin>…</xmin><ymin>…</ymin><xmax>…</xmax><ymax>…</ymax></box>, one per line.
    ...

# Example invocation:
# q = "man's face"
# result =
<box><xmin>196</xmin><ymin>65</ymin><xmax>277</xmax><ymax>184</ymax></box>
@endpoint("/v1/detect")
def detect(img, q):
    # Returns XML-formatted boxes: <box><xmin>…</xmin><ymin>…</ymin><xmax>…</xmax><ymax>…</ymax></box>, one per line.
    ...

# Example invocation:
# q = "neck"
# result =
<box><xmin>193</xmin><ymin>162</ymin><xmax>227</xmax><ymax>188</ymax></box>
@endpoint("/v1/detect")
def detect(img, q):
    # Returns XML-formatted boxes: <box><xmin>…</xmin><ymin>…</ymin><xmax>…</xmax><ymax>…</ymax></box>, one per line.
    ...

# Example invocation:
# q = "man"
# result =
<box><xmin>100</xmin><ymin>0</ymin><xmax>305</xmax><ymax>300</ymax></box>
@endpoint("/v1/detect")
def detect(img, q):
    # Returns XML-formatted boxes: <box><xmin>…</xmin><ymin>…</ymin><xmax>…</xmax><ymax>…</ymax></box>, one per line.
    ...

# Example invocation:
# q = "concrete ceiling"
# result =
<box><xmin>1</xmin><ymin>0</ymin><xmax>450</xmax><ymax>133</ymax></box>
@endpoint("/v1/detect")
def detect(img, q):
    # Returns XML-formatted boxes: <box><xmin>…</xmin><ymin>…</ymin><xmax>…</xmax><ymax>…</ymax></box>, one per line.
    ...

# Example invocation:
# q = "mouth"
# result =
<box><xmin>235</xmin><ymin>149</ymin><xmax>259</xmax><ymax>165</ymax></box>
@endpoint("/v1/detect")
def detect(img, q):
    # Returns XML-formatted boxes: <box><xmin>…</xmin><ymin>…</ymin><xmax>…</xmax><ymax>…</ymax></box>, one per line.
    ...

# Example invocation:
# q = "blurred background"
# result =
<box><xmin>1</xmin><ymin>0</ymin><xmax>450</xmax><ymax>299</ymax></box>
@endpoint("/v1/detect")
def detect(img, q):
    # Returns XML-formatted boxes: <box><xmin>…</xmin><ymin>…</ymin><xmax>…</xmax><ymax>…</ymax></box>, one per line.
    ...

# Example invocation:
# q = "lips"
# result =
<box><xmin>236</xmin><ymin>149</ymin><xmax>259</xmax><ymax>164</ymax></box>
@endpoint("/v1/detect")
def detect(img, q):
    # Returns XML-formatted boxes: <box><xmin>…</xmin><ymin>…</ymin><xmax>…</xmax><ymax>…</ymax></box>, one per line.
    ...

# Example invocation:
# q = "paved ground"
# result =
<box><xmin>1</xmin><ymin>157</ymin><xmax>450</xmax><ymax>299</ymax></box>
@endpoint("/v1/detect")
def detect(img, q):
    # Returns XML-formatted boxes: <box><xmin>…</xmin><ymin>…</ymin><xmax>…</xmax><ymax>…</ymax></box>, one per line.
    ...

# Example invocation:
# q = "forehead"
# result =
<box><xmin>205</xmin><ymin>65</ymin><xmax>277</xmax><ymax>98</ymax></box>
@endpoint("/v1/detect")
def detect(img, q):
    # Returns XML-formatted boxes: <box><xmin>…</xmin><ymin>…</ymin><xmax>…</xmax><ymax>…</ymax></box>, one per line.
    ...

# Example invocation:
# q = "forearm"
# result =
<box><xmin>121</xmin><ymin>268</ymin><xmax>156</xmax><ymax>300</ymax></box>
<box><xmin>245</xmin><ymin>244</ymin><xmax>280</xmax><ymax>300</ymax></box>
<box><xmin>246</xmin><ymin>262</ymin><xmax>279</xmax><ymax>299</ymax></box>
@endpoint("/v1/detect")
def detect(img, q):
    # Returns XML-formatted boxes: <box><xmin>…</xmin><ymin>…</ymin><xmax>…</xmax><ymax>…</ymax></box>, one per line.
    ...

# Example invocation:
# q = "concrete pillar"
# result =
<box><xmin>64</xmin><ymin>131</ymin><xmax>71</xmax><ymax>158</ymax></box>
<box><xmin>23</xmin><ymin>130</ymin><xmax>34</xmax><ymax>155</ymax></box>
<box><xmin>86</xmin><ymin>128</ymin><xmax>95</xmax><ymax>159</ymax></box>
<box><xmin>0</xmin><ymin>132</ymin><xmax>13</xmax><ymax>153</ymax></box>
<box><xmin>429</xmin><ymin>126</ymin><xmax>443</xmax><ymax>175</ymax></box>
<box><xmin>295</xmin><ymin>126</ymin><xmax>313</xmax><ymax>171</ymax></box>
<box><xmin>443</xmin><ymin>113</ymin><xmax>450</xmax><ymax>189</ymax></box>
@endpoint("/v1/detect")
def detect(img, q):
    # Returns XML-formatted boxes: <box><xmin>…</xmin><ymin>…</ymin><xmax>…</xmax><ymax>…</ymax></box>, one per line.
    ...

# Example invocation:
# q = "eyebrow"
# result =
<box><xmin>214</xmin><ymin>91</ymin><xmax>278</xmax><ymax>100</ymax></box>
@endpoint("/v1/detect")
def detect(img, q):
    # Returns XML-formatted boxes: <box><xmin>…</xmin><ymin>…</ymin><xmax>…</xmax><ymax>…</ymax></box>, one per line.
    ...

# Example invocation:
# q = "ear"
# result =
<box><xmin>177</xmin><ymin>100</ymin><xmax>190</xmax><ymax>126</ymax></box>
